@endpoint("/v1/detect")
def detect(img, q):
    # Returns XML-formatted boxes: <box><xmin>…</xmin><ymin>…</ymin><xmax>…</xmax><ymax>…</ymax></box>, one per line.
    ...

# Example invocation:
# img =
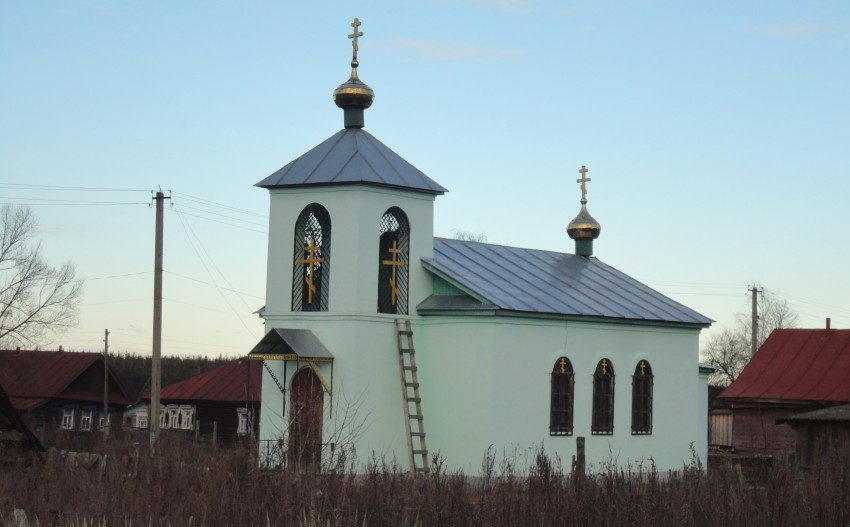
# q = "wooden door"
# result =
<box><xmin>289</xmin><ymin>367</ymin><xmax>323</xmax><ymax>469</ymax></box>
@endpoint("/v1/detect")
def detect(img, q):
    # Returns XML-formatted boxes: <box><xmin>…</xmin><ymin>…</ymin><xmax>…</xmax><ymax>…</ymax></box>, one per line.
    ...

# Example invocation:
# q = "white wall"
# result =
<box><xmin>417</xmin><ymin>316</ymin><xmax>705</xmax><ymax>473</ymax></box>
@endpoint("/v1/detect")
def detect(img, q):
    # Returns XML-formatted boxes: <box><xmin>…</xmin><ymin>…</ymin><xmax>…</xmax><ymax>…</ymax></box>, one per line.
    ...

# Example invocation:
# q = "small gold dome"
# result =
<box><xmin>333</xmin><ymin>69</ymin><xmax>374</xmax><ymax>109</ymax></box>
<box><xmin>567</xmin><ymin>204</ymin><xmax>601</xmax><ymax>240</ymax></box>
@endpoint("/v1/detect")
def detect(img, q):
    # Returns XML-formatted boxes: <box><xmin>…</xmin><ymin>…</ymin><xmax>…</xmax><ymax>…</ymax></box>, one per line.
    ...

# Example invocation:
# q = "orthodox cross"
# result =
<box><xmin>297</xmin><ymin>238</ymin><xmax>325</xmax><ymax>304</ymax></box>
<box><xmin>348</xmin><ymin>18</ymin><xmax>363</xmax><ymax>66</ymax></box>
<box><xmin>382</xmin><ymin>239</ymin><xmax>407</xmax><ymax>306</ymax></box>
<box><xmin>576</xmin><ymin>165</ymin><xmax>591</xmax><ymax>203</ymax></box>
<box><xmin>601</xmin><ymin>358</ymin><xmax>608</xmax><ymax>375</ymax></box>
<box><xmin>639</xmin><ymin>360</ymin><xmax>647</xmax><ymax>376</ymax></box>
<box><xmin>559</xmin><ymin>357</ymin><xmax>567</xmax><ymax>374</ymax></box>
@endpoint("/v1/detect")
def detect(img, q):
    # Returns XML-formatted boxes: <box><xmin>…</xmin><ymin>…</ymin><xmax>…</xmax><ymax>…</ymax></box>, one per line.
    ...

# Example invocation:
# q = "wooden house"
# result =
<box><xmin>719</xmin><ymin>327</ymin><xmax>850</xmax><ymax>457</ymax></box>
<box><xmin>138</xmin><ymin>358</ymin><xmax>261</xmax><ymax>442</ymax></box>
<box><xmin>0</xmin><ymin>380</ymin><xmax>45</xmax><ymax>456</ymax></box>
<box><xmin>0</xmin><ymin>349</ymin><xmax>130</xmax><ymax>445</ymax></box>
<box><xmin>777</xmin><ymin>404</ymin><xmax>850</xmax><ymax>467</ymax></box>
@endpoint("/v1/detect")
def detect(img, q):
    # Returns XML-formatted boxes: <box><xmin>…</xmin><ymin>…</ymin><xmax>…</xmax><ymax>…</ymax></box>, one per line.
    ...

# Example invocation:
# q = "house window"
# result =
<box><xmin>137</xmin><ymin>410</ymin><xmax>149</xmax><ymax>430</ymax></box>
<box><xmin>550</xmin><ymin>357</ymin><xmax>574</xmax><ymax>436</ymax></box>
<box><xmin>378</xmin><ymin>207</ymin><xmax>410</xmax><ymax>315</ymax></box>
<box><xmin>632</xmin><ymin>360</ymin><xmax>653</xmax><ymax>435</ymax></box>
<box><xmin>237</xmin><ymin>408</ymin><xmax>250</xmax><ymax>436</ymax></box>
<box><xmin>61</xmin><ymin>409</ymin><xmax>75</xmax><ymax>430</ymax></box>
<box><xmin>592</xmin><ymin>358</ymin><xmax>615</xmax><ymax>435</ymax></box>
<box><xmin>160</xmin><ymin>407</ymin><xmax>171</xmax><ymax>429</ymax></box>
<box><xmin>292</xmin><ymin>204</ymin><xmax>331</xmax><ymax>312</ymax></box>
<box><xmin>167</xmin><ymin>406</ymin><xmax>180</xmax><ymax>430</ymax></box>
<box><xmin>179</xmin><ymin>405</ymin><xmax>194</xmax><ymax>430</ymax></box>
<box><xmin>80</xmin><ymin>410</ymin><xmax>93</xmax><ymax>431</ymax></box>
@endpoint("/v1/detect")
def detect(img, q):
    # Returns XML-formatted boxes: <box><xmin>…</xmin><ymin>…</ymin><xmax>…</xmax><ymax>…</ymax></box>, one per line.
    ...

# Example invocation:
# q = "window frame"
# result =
<box><xmin>550</xmin><ymin>357</ymin><xmax>575</xmax><ymax>436</ymax></box>
<box><xmin>591</xmin><ymin>358</ymin><xmax>615</xmax><ymax>435</ymax></box>
<box><xmin>61</xmin><ymin>408</ymin><xmax>75</xmax><ymax>431</ymax></box>
<box><xmin>377</xmin><ymin>207</ymin><xmax>410</xmax><ymax>315</ymax></box>
<box><xmin>631</xmin><ymin>360</ymin><xmax>654</xmax><ymax>435</ymax></box>
<box><xmin>292</xmin><ymin>204</ymin><xmax>331</xmax><ymax>312</ymax></box>
<box><xmin>80</xmin><ymin>410</ymin><xmax>93</xmax><ymax>431</ymax></box>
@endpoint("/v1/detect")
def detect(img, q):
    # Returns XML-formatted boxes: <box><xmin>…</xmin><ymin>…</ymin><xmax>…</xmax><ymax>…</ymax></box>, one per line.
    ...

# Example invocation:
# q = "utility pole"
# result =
<box><xmin>151</xmin><ymin>190</ymin><xmax>171</xmax><ymax>454</ymax></box>
<box><xmin>103</xmin><ymin>328</ymin><xmax>109</xmax><ymax>438</ymax></box>
<box><xmin>749</xmin><ymin>285</ymin><xmax>762</xmax><ymax>358</ymax></box>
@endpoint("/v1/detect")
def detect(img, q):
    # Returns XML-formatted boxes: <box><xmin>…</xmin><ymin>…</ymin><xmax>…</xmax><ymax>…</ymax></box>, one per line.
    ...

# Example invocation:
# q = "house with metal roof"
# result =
<box><xmin>0</xmin><ymin>348</ymin><xmax>130</xmax><ymax>448</ymax></box>
<box><xmin>719</xmin><ymin>327</ymin><xmax>850</xmax><ymax>457</ymax></box>
<box><xmin>250</xmin><ymin>19</ymin><xmax>713</xmax><ymax>474</ymax></box>
<box><xmin>127</xmin><ymin>358</ymin><xmax>261</xmax><ymax>443</ymax></box>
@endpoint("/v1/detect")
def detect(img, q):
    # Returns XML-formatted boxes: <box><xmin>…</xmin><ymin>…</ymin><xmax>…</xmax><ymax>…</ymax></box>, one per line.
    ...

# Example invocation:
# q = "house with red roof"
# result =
<box><xmin>0</xmin><ymin>349</ymin><xmax>131</xmax><ymax>445</ymax></box>
<box><xmin>719</xmin><ymin>327</ymin><xmax>850</xmax><ymax>457</ymax></box>
<box><xmin>130</xmin><ymin>358</ymin><xmax>261</xmax><ymax>442</ymax></box>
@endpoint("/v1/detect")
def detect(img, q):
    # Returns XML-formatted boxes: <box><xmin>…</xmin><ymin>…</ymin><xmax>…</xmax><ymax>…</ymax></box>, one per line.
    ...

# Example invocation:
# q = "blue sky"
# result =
<box><xmin>1</xmin><ymin>1</ymin><xmax>848</xmax><ymax>357</ymax></box>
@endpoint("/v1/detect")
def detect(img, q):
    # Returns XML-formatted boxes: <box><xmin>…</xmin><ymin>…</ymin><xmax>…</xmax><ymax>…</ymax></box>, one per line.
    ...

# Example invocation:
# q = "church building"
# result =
<box><xmin>250</xmin><ymin>19</ymin><xmax>713</xmax><ymax>474</ymax></box>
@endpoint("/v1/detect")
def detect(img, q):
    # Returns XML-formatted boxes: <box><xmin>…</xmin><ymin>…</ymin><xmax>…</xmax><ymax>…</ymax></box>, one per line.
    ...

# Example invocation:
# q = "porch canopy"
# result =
<box><xmin>248</xmin><ymin>328</ymin><xmax>334</xmax><ymax>362</ymax></box>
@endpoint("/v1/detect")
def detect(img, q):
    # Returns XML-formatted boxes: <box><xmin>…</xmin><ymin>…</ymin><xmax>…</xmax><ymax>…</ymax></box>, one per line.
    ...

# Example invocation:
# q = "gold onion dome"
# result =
<box><xmin>567</xmin><ymin>204</ymin><xmax>601</xmax><ymax>240</ymax></box>
<box><xmin>333</xmin><ymin>70</ymin><xmax>374</xmax><ymax>110</ymax></box>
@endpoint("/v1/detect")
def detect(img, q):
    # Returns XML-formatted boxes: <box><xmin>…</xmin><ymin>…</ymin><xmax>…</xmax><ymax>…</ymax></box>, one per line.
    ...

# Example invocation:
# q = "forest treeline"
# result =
<box><xmin>106</xmin><ymin>352</ymin><xmax>231</xmax><ymax>393</ymax></box>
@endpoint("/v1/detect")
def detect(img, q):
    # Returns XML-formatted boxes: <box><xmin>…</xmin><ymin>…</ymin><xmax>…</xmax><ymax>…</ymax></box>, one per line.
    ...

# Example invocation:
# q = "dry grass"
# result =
<box><xmin>1</xmin><ymin>436</ymin><xmax>849</xmax><ymax>527</ymax></box>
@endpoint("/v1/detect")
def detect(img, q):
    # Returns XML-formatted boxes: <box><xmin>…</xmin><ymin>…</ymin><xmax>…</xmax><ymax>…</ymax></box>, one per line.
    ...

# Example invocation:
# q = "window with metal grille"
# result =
<box><xmin>292</xmin><ymin>204</ymin><xmax>331</xmax><ymax>312</ymax></box>
<box><xmin>631</xmin><ymin>360</ymin><xmax>653</xmax><ymax>435</ymax></box>
<box><xmin>550</xmin><ymin>357</ymin><xmax>574</xmax><ymax>436</ymax></box>
<box><xmin>377</xmin><ymin>207</ymin><xmax>409</xmax><ymax>314</ymax></box>
<box><xmin>592</xmin><ymin>358</ymin><xmax>615</xmax><ymax>435</ymax></box>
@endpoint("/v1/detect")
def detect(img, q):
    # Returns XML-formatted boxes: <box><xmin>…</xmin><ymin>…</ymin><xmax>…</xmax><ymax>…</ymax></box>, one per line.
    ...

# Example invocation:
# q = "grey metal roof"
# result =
<box><xmin>248</xmin><ymin>328</ymin><xmax>335</xmax><ymax>361</ymax></box>
<box><xmin>420</xmin><ymin>238</ymin><xmax>713</xmax><ymax>327</ymax></box>
<box><xmin>778</xmin><ymin>404</ymin><xmax>850</xmax><ymax>424</ymax></box>
<box><xmin>256</xmin><ymin>128</ymin><xmax>447</xmax><ymax>195</ymax></box>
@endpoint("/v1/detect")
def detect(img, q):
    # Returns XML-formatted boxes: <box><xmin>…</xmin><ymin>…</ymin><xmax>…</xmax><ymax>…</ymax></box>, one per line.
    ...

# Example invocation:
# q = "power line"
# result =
<box><xmin>164</xmin><ymin>270</ymin><xmax>264</xmax><ymax>300</ymax></box>
<box><xmin>166</xmin><ymin>207</ymin><xmax>267</xmax><ymax>234</ymax></box>
<box><xmin>0</xmin><ymin>183</ymin><xmax>150</xmax><ymax>192</ymax></box>
<box><xmin>172</xmin><ymin>191</ymin><xmax>267</xmax><ymax>219</ymax></box>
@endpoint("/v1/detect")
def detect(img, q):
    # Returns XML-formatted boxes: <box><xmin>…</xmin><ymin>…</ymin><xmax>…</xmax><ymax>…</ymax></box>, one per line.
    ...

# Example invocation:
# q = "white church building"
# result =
<box><xmin>250</xmin><ymin>19</ymin><xmax>713</xmax><ymax>474</ymax></box>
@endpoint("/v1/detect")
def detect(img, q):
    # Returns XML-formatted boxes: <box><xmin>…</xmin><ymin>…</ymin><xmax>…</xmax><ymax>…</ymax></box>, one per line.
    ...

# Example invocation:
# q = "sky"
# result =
<box><xmin>1</xmin><ymin>1</ymin><xmax>848</xmax><ymax>359</ymax></box>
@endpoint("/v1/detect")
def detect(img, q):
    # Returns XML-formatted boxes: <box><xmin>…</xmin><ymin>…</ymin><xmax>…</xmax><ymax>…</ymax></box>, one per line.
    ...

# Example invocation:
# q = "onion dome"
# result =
<box><xmin>333</xmin><ymin>18</ymin><xmax>374</xmax><ymax>128</ymax></box>
<box><xmin>567</xmin><ymin>165</ymin><xmax>601</xmax><ymax>257</ymax></box>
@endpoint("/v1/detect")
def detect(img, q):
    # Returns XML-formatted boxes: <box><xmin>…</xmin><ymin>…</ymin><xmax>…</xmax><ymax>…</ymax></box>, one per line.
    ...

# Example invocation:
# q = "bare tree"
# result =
<box><xmin>452</xmin><ymin>229</ymin><xmax>488</xmax><ymax>243</ymax></box>
<box><xmin>702</xmin><ymin>327</ymin><xmax>751</xmax><ymax>386</ymax></box>
<box><xmin>703</xmin><ymin>286</ymin><xmax>799</xmax><ymax>385</ymax></box>
<box><xmin>0</xmin><ymin>204</ymin><xmax>83</xmax><ymax>347</ymax></box>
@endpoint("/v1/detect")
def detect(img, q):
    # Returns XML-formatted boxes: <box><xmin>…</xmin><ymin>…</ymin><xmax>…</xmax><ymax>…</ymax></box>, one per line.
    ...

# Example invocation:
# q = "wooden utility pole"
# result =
<box><xmin>103</xmin><ymin>328</ymin><xmax>109</xmax><ymax>438</ymax></box>
<box><xmin>151</xmin><ymin>191</ymin><xmax>170</xmax><ymax>453</ymax></box>
<box><xmin>749</xmin><ymin>285</ymin><xmax>761</xmax><ymax>357</ymax></box>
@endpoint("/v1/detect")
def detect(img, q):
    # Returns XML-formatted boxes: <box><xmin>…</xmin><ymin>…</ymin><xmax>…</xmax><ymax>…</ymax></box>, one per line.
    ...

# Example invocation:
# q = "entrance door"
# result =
<box><xmin>289</xmin><ymin>367</ymin><xmax>324</xmax><ymax>469</ymax></box>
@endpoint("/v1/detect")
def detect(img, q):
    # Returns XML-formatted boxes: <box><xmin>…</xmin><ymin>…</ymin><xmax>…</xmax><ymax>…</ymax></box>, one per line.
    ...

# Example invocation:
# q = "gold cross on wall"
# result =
<box><xmin>601</xmin><ymin>358</ymin><xmax>608</xmax><ymax>375</ymax></box>
<box><xmin>297</xmin><ymin>238</ymin><xmax>325</xmax><ymax>304</ymax></box>
<box><xmin>576</xmin><ymin>165</ymin><xmax>591</xmax><ymax>203</ymax></box>
<box><xmin>349</xmin><ymin>18</ymin><xmax>363</xmax><ymax>64</ymax></box>
<box><xmin>382</xmin><ymin>239</ymin><xmax>407</xmax><ymax>306</ymax></box>
<box><xmin>559</xmin><ymin>357</ymin><xmax>567</xmax><ymax>373</ymax></box>
<box><xmin>639</xmin><ymin>361</ymin><xmax>646</xmax><ymax>376</ymax></box>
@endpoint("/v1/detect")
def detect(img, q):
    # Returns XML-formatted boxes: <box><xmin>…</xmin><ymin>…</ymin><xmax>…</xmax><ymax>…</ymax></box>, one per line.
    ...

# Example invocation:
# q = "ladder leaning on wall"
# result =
<box><xmin>395</xmin><ymin>319</ymin><xmax>430</xmax><ymax>475</ymax></box>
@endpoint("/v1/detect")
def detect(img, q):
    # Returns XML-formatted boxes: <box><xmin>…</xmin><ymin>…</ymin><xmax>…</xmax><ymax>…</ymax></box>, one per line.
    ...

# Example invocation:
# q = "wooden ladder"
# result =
<box><xmin>395</xmin><ymin>319</ymin><xmax>429</xmax><ymax>475</ymax></box>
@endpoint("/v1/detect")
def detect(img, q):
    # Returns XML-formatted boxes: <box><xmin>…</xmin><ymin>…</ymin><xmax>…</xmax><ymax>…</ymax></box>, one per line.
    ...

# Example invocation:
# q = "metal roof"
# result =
<box><xmin>720</xmin><ymin>329</ymin><xmax>850</xmax><ymax>403</ymax></box>
<box><xmin>777</xmin><ymin>404</ymin><xmax>850</xmax><ymax>425</ymax></box>
<box><xmin>0</xmin><ymin>349</ymin><xmax>131</xmax><ymax>409</ymax></box>
<box><xmin>256</xmin><ymin>128</ymin><xmax>447</xmax><ymax>195</ymax></box>
<box><xmin>158</xmin><ymin>359</ymin><xmax>261</xmax><ymax>403</ymax></box>
<box><xmin>249</xmin><ymin>328</ymin><xmax>335</xmax><ymax>361</ymax></box>
<box><xmin>420</xmin><ymin>238</ymin><xmax>712</xmax><ymax>326</ymax></box>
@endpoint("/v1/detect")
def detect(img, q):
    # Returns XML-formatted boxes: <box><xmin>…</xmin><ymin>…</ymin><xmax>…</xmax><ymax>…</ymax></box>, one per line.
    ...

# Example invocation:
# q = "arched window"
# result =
<box><xmin>592</xmin><ymin>358</ymin><xmax>615</xmax><ymax>435</ymax></box>
<box><xmin>377</xmin><ymin>207</ymin><xmax>410</xmax><ymax>314</ymax></box>
<box><xmin>293</xmin><ymin>204</ymin><xmax>331</xmax><ymax>311</ymax></box>
<box><xmin>631</xmin><ymin>360</ymin><xmax>653</xmax><ymax>435</ymax></box>
<box><xmin>550</xmin><ymin>357</ymin><xmax>574</xmax><ymax>436</ymax></box>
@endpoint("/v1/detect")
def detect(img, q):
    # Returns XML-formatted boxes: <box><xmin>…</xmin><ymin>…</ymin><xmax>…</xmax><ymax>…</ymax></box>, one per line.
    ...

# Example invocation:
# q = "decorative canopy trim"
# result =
<box><xmin>248</xmin><ymin>328</ymin><xmax>335</xmax><ymax>362</ymax></box>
